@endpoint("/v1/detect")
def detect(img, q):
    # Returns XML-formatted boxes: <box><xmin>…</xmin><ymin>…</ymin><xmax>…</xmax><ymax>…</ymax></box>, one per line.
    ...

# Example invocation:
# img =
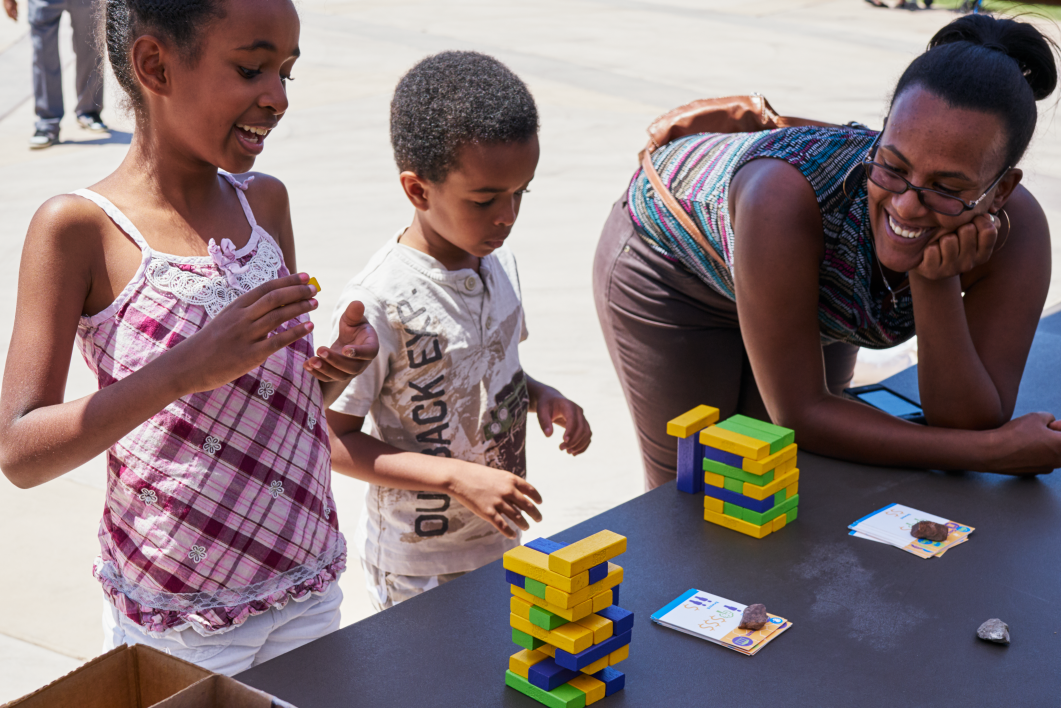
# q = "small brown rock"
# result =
<box><xmin>910</xmin><ymin>520</ymin><xmax>949</xmax><ymax>542</ymax></box>
<box><xmin>739</xmin><ymin>603</ymin><xmax>768</xmax><ymax>630</ymax></box>
<box><xmin>977</xmin><ymin>618</ymin><xmax>1010</xmax><ymax>645</ymax></box>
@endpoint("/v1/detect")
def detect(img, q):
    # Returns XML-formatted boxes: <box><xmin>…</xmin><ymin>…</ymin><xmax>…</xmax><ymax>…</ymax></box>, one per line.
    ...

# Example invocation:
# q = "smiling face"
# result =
<box><xmin>868</xmin><ymin>86</ymin><xmax>1015</xmax><ymax>274</ymax></box>
<box><xmin>146</xmin><ymin>0</ymin><xmax>300</xmax><ymax>173</ymax></box>
<box><xmin>403</xmin><ymin>136</ymin><xmax>540</xmax><ymax>268</ymax></box>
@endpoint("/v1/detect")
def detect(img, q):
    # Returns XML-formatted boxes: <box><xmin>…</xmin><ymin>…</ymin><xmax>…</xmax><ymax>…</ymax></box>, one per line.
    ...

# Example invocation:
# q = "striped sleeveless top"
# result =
<box><xmin>626</xmin><ymin>126</ymin><xmax>915</xmax><ymax>349</ymax></box>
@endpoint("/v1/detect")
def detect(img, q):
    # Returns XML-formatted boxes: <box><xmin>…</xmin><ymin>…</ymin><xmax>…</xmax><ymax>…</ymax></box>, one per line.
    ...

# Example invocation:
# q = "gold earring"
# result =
<box><xmin>841</xmin><ymin>163</ymin><xmax>866</xmax><ymax>202</ymax></box>
<box><xmin>991</xmin><ymin>208</ymin><xmax>1012</xmax><ymax>254</ymax></box>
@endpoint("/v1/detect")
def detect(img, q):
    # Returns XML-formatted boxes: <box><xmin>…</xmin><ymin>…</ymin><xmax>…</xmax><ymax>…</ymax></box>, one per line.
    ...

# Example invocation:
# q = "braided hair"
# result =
<box><xmin>892</xmin><ymin>14</ymin><xmax>1059</xmax><ymax>168</ymax></box>
<box><xmin>101</xmin><ymin>0</ymin><xmax>225</xmax><ymax>116</ymax></box>
<box><xmin>390</xmin><ymin>51</ymin><xmax>539</xmax><ymax>183</ymax></box>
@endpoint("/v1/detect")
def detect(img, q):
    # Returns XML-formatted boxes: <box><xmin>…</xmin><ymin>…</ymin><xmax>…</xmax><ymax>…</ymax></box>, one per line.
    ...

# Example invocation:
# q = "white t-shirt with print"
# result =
<box><xmin>330</xmin><ymin>234</ymin><xmax>530</xmax><ymax>576</ymax></box>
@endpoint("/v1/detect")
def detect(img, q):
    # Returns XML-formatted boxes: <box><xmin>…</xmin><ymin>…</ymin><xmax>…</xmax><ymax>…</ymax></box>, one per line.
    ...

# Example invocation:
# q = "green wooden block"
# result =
<box><xmin>723</xmin><ymin>476</ymin><xmax>744</xmax><ymax>493</ymax></box>
<box><xmin>512</xmin><ymin>627</ymin><xmax>546</xmax><ymax>650</ymax></box>
<box><xmin>716</xmin><ymin>418</ymin><xmax>792</xmax><ymax>455</ymax></box>
<box><xmin>703</xmin><ymin>458</ymin><xmax>775</xmax><ymax>486</ymax></box>
<box><xmin>524</xmin><ymin>577</ymin><xmax>548</xmax><ymax>600</ymax></box>
<box><xmin>727</xmin><ymin>414</ymin><xmax>794</xmax><ymax>439</ymax></box>
<box><xmin>506</xmin><ymin>670</ymin><xmax>587</xmax><ymax>708</ymax></box>
<box><xmin>723</xmin><ymin>502</ymin><xmax>744</xmax><ymax>519</ymax></box>
<box><xmin>742</xmin><ymin>494</ymin><xmax>800</xmax><ymax>526</ymax></box>
<box><xmin>529</xmin><ymin>604</ymin><xmax>569</xmax><ymax>631</ymax></box>
<box><xmin>786</xmin><ymin>507</ymin><xmax>798</xmax><ymax>524</ymax></box>
<box><xmin>774</xmin><ymin>490</ymin><xmax>786</xmax><ymax>505</ymax></box>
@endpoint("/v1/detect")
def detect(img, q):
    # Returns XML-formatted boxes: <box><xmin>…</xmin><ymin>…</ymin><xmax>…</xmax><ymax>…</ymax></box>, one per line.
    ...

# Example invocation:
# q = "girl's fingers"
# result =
<box><xmin>261</xmin><ymin>321</ymin><xmax>313</xmax><ymax>355</ymax></box>
<box><xmin>253</xmin><ymin>299</ymin><xmax>317</xmax><ymax>339</ymax></box>
<box><xmin>241</xmin><ymin>275</ymin><xmax>310</xmax><ymax>320</ymax></box>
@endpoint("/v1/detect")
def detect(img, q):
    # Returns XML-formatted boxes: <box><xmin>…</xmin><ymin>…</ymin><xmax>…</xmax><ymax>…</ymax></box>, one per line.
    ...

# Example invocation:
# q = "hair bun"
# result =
<box><xmin>929</xmin><ymin>14</ymin><xmax>1059</xmax><ymax>100</ymax></box>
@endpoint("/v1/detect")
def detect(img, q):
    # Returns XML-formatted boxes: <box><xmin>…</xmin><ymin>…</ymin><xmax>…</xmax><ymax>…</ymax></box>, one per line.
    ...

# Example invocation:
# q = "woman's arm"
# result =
<box><xmin>0</xmin><ymin>196</ymin><xmax>318</xmax><ymax>488</ymax></box>
<box><xmin>729</xmin><ymin>159</ymin><xmax>1061</xmax><ymax>474</ymax></box>
<box><xmin>326</xmin><ymin>410</ymin><xmax>542</xmax><ymax>539</ymax></box>
<box><xmin>911</xmin><ymin>186</ymin><xmax>1049</xmax><ymax>428</ymax></box>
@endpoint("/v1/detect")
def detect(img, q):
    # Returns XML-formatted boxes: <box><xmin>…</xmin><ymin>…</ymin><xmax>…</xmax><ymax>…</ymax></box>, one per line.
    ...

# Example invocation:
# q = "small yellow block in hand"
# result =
<box><xmin>308</xmin><ymin>276</ymin><xmax>321</xmax><ymax>293</ymax></box>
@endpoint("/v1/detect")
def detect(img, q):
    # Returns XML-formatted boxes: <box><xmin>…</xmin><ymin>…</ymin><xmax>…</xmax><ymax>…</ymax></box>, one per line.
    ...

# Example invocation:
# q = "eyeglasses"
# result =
<box><xmin>862</xmin><ymin>133</ymin><xmax>1010</xmax><ymax>217</ymax></box>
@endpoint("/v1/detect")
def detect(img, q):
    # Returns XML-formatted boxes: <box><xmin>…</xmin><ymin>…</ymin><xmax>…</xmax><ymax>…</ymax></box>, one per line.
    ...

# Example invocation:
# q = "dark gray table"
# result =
<box><xmin>239</xmin><ymin>321</ymin><xmax>1061</xmax><ymax>706</ymax></box>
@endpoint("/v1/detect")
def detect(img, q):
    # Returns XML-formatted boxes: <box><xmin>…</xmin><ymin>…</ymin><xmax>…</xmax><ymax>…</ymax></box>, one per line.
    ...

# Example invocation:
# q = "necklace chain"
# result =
<box><xmin>871</xmin><ymin>242</ymin><xmax>910</xmax><ymax>308</ymax></box>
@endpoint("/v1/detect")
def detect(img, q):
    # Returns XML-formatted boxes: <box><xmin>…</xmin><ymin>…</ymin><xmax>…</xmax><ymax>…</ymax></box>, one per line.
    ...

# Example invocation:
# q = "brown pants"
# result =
<box><xmin>593</xmin><ymin>197</ymin><xmax>858</xmax><ymax>491</ymax></box>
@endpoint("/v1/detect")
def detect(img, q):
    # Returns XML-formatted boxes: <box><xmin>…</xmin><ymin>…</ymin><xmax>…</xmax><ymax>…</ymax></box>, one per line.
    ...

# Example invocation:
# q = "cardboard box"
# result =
<box><xmin>2</xmin><ymin>644</ymin><xmax>290</xmax><ymax>708</ymax></box>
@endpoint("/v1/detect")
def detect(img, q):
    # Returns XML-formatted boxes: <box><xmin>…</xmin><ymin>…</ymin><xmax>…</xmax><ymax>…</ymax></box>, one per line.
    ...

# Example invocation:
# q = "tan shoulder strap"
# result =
<box><xmin>640</xmin><ymin>150</ymin><xmax>726</xmax><ymax>268</ymax></box>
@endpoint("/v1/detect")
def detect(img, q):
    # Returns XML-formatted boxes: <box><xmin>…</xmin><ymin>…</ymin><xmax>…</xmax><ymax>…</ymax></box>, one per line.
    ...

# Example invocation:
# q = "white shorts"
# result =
<box><xmin>101</xmin><ymin>582</ymin><xmax>343</xmax><ymax>675</ymax></box>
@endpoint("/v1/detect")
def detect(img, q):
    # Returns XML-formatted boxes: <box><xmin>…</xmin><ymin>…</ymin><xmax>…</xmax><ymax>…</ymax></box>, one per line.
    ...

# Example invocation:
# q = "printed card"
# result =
<box><xmin>651</xmin><ymin>589</ymin><xmax>792</xmax><ymax>656</ymax></box>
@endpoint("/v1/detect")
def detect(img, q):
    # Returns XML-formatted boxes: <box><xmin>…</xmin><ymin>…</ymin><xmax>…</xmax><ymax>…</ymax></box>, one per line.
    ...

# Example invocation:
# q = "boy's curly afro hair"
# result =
<box><xmin>390</xmin><ymin>51</ymin><xmax>539</xmax><ymax>183</ymax></box>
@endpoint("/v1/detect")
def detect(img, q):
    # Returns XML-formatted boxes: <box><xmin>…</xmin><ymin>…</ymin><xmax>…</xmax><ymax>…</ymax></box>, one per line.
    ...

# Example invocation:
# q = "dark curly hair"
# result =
<box><xmin>892</xmin><ymin>13</ymin><xmax>1059</xmax><ymax>168</ymax></box>
<box><xmin>390</xmin><ymin>51</ymin><xmax>539</xmax><ymax>183</ymax></box>
<box><xmin>100</xmin><ymin>0</ymin><xmax>226</xmax><ymax>117</ymax></box>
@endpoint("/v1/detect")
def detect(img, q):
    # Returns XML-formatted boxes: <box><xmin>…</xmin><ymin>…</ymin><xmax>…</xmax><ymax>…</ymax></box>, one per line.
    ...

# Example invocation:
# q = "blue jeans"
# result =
<box><xmin>28</xmin><ymin>0</ymin><xmax>103</xmax><ymax>131</ymax></box>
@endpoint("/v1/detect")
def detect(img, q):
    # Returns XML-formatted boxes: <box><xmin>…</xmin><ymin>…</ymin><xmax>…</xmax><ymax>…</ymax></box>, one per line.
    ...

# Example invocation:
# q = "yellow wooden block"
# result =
<box><xmin>511</xmin><ymin>595</ymin><xmax>534</xmax><ymax>621</ymax></box>
<box><xmin>704</xmin><ymin>508</ymin><xmax>772</xmax><ymax>539</ymax></box>
<box><xmin>307</xmin><ymin>276</ymin><xmax>321</xmax><ymax>293</ymax></box>
<box><xmin>773</xmin><ymin>456</ymin><xmax>797</xmax><ymax>476</ymax></box>
<box><xmin>772</xmin><ymin>515</ymin><xmax>787</xmax><ymax>532</ymax></box>
<box><xmin>511</xmin><ymin>613</ymin><xmax>593</xmax><ymax>655</ymax></box>
<box><xmin>704</xmin><ymin>495</ymin><xmax>724</xmax><ymax>513</ymax></box>
<box><xmin>574</xmin><ymin>613</ymin><xmax>613</xmax><ymax>644</ymax></box>
<box><xmin>567</xmin><ymin>674</ymin><xmax>607</xmax><ymax>705</ymax></box>
<box><xmin>540</xmin><ymin>644</ymin><xmax>556</xmax><ymax>658</ymax></box>
<box><xmin>667</xmin><ymin>405</ymin><xmax>720</xmax><ymax>438</ymax></box>
<box><xmin>544</xmin><ymin>564</ymin><xmax>623</xmax><ymax>609</ymax></box>
<box><xmin>700</xmin><ymin>426</ymin><xmax>769</xmax><ymax>460</ymax></box>
<box><xmin>579</xmin><ymin>656</ymin><xmax>609</xmax><ymax>675</ymax></box>
<box><xmin>607</xmin><ymin>644</ymin><xmax>629</xmax><ymax>666</ymax></box>
<box><xmin>785</xmin><ymin>481</ymin><xmax>798</xmax><ymax>498</ymax></box>
<box><xmin>504</xmin><ymin>545</ymin><xmax>591</xmax><ymax>593</ymax></box>
<box><xmin>742</xmin><ymin>468</ymin><xmax>799</xmax><ymax>501</ymax></box>
<box><xmin>511</xmin><ymin>585</ymin><xmax>595</xmax><ymax>622</ymax></box>
<box><xmin>742</xmin><ymin>443</ymin><xmax>797</xmax><ymax>474</ymax></box>
<box><xmin>704</xmin><ymin>471</ymin><xmax>725</xmax><ymax>488</ymax></box>
<box><xmin>510</xmin><ymin>649</ymin><xmax>548</xmax><ymax>678</ymax></box>
<box><xmin>592</xmin><ymin>588</ymin><xmax>613</xmax><ymax>612</ymax></box>
<box><xmin>548</xmin><ymin>531</ymin><xmax>627</xmax><ymax>577</ymax></box>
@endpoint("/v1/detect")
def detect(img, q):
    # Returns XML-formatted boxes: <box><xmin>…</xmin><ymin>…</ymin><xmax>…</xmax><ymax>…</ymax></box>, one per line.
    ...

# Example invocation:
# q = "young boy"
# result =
<box><xmin>327</xmin><ymin>51</ymin><xmax>592</xmax><ymax>611</ymax></box>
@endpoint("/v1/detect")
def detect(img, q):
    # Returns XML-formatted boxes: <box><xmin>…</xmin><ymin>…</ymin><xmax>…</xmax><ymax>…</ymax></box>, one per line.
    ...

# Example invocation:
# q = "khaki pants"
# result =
<box><xmin>592</xmin><ymin>197</ymin><xmax>858</xmax><ymax>491</ymax></box>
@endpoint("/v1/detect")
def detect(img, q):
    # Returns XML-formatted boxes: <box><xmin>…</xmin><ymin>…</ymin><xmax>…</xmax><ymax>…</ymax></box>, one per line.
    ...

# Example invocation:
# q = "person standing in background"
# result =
<box><xmin>3</xmin><ymin>0</ymin><xmax>108</xmax><ymax>148</ymax></box>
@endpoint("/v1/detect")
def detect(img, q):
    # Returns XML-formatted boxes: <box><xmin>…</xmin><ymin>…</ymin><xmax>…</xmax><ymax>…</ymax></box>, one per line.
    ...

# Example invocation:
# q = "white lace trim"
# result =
<box><xmin>144</xmin><ymin>235</ymin><xmax>283</xmax><ymax>319</ymax></box>
<box><xmin>96</xmin><ymin>535</ymin><xmax>346</xmax><ymax>613</ymax></box>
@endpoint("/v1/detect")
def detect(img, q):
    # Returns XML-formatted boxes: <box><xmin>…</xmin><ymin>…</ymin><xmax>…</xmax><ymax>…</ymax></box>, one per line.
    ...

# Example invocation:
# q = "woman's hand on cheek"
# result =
<box><xmin>913</xmin><ymin>213</ymin><xmax>998</xmax><ymax>281</ymax></box>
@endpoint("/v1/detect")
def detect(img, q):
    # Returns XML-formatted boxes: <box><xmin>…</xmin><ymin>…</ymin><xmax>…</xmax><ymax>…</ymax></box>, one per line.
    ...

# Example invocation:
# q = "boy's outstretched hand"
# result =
<box><xmin>304</xmin><ymin>299</ymin><xmax>380</xmax><ymax>383</ymax></box>
<box><xmin>447</xmin><ymin>461</ymin><xmax>543</xmax><ymax>540</ymax></box>
<box><xmin>532</xmin><ymin>381</ymin><xmax>592</xmax><ymax>456</ymax></box>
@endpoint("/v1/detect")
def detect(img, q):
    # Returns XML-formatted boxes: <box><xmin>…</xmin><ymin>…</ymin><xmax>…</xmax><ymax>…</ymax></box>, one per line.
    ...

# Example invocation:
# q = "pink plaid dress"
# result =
<box><xmin>73</xmin><ymin>174</ymin><xmax>345</xmax><ymax>636</ymax></box>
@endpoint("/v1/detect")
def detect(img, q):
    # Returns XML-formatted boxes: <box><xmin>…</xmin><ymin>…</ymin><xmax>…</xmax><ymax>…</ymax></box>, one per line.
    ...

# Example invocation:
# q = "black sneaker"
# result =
<box><xmin>28</xmin><ymin>128</ymin><xmax>59</xmax><ymax>149</ymax></box>
<box><xmin>77</xmin><ymin>112</ymin><xmax>109</xmax><ymax>132</ymax></box>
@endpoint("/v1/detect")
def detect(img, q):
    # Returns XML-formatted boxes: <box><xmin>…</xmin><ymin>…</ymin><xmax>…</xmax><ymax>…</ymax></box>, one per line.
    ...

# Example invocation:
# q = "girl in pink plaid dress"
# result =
<box><xmin>0</xmin><ymin>0</ymin><xmax>378</xmax><ymax>674</ymax></box>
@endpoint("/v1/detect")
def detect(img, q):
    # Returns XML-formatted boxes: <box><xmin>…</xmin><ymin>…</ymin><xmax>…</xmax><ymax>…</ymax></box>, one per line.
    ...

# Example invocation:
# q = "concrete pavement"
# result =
<box><xmin>0</xmin><ymin>0</ymin><xmax>1058</xmax><ymax>701</ymax></box>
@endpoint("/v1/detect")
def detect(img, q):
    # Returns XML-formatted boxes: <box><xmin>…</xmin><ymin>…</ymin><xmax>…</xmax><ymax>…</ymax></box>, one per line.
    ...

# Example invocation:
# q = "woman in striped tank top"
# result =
<box><xmin>594</xmin><ymin>14</ymin><xmax>1061</xmax><ymax>489</ymax></box>
<box><xmin>0</xmin><ymin>0</ymin><xmax>378</xmax><ymax>674</ymax></box>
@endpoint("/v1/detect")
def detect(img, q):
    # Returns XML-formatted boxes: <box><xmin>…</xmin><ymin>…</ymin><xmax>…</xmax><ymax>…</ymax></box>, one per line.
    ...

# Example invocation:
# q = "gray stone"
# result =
<box><xmin>911</xmin><ymin>521</ymin><xmax>950</xmax><ymax>542</ymax></box>
<box><xmin>977</xmin><ymin>618</ymin><xmax>1011</xmax><ymax>645</ymax></box>
<box><xmin>739</xmin><ymin>604</ymin><xmax>769</xmax><ymax>630</ymax></box>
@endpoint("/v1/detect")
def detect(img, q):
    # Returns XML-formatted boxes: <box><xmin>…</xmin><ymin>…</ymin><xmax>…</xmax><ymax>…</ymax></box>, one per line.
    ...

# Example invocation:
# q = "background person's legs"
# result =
<box><xmin>27</xmin><ymin>0</ymin><xmax>65</xmax><ymax>135</ymax></box>
<box><xmin>68</xmin><ymin>0</ymin><xmax>103</xmax><ymax>121</ymax></box>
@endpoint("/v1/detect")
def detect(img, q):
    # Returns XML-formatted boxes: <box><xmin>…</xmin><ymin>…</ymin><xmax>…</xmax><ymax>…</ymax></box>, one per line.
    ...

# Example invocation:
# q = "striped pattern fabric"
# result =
<box><xmin>627</xmin><ymin>126</ymin><xmax>915</xmax><ymax>349</ymax></box>
<box><xmin>73</xmin><ymin>175</ymin><xmax>344</xmax><ymax>636</ymax></box>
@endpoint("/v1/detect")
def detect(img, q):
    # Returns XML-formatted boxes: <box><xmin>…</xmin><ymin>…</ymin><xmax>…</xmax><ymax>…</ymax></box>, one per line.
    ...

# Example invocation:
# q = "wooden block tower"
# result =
<box><xmin>503</xmin><ymin>531</ymin><xmax>632</xmax><ymax>707</ymax></box>
<box><xmin>668</xmin><ymin>408</ymin><xmax>800</xmax><ymax>539</ymax></box>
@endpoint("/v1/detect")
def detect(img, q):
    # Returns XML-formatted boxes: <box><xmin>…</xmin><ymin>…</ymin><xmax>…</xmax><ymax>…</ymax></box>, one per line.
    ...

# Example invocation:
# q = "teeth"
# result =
<box><xmin>237</xmin><ymin>124</ymin><xmax>269</xmax><ymax>137</ymax></box>
<box><xmin>888</xmin><ymin>215</ymin><xmax>926</xmax><ymax>240</ymax></box>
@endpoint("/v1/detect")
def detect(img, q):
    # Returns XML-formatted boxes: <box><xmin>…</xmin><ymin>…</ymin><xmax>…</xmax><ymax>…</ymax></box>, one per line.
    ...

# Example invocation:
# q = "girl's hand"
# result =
<box><xmin>987</xmin><ymin>412</ymin><xmax>1061</xmax><ymax>475</ymax></box>
<box><xmin>4</xmin><ymin>0</ymin><xmax>17</xmax><ymax>21</ymax></box>
<box><xmin>304</xmin><ymin>300</ymin><xmax>380</xmax><ymax>383</ymax></box>
<box><xmin>171</xmin><ymin>273</ymin><xmax>317</xmax><ymax>394</ymax></box>
<box><xmin>536</xmin><ymin>390</ymin><xmax>592</xmax><ymax>456</ymax></box>
<box><xmin>446</xmin><ymin>461</ymin><xmax>543</xmax><ymax>539</ymax></box>
<box><xmin>914</xmin><ymin>213</ymin><xmax>999</xmax><ymax>281</ymax></box>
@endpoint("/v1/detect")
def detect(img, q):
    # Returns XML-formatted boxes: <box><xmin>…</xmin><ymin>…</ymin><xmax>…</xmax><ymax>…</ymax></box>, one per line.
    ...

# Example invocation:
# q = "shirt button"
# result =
<box><xmin>464</xmin><ymin>276</ymin><xmax>477</xmax><ymax>291</ymax></box>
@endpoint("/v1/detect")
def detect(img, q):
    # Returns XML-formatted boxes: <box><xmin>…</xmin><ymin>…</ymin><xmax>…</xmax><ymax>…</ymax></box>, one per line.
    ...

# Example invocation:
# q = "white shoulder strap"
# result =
<box><xmin>71</xmin><ymin>189</ymin><xmax>151</xmax><ymax>251</ymax></box>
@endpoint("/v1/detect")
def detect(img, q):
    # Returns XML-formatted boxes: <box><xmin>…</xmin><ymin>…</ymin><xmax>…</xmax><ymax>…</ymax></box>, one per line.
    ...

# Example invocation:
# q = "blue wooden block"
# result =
<box><xmin>587</xmin><ymin>562</ymin><xmax>608</xmax><ymax>585</ymax></box>
<box><xmin>702</xmin><ymin>443</ymin><xmax>744</xmax><ymax>468</ymax></box>
<box><xmin>506</xmin><ymin>569</ymin><xmax>526</xmax><ymax>588</ymax></box>
<box><xmin>676</xmin><ymin>435</ymin><xmax>704</xmax><ymax>493</ymax></box>
<box><xmin>554</xmin><ymin>629</ymin><xmax>632</xmax><ymax>671</ymax></box>
<box><xmin>611</xmin><ymin>585</ymin><xmax>620</xmax><ymax>606</ymax></box>
<box><xmin>595</xmin><ymin>605</ymin><xmax>633</xmax><ymax>636</ymax></box>
<box><xmin>527</xmin><ymin>657</ymin><xmax>581</xmax><ymax>691</ymax></box>
<box><xmin>525</xmin><ymin>538</ymin><xmax>568</xmax><ymax>555</ymax></box>
<box><xmin>703</xmin><ymin>484</ymin><xmax>775</xmax><ymax>513</ymax></box>
<box><xmin>593</xmin><ymin>667</ymin><xmax>626</xmax><ymax>696</ymax></box>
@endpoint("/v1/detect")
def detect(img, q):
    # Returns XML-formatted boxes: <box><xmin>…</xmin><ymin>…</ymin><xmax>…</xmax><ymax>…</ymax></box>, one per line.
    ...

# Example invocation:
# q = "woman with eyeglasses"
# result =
<box><xmin>593</xmin><ymin>14</ymin><xmax>1061</xmax><ymax>489</ymax></box>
